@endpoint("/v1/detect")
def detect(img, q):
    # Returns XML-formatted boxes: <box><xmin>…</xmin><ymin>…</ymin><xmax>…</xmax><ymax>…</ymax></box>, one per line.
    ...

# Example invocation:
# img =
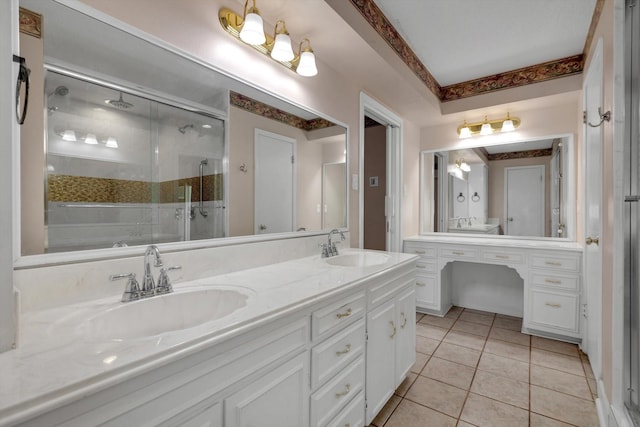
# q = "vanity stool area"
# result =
<box><xmin>404</xmin><ymin>235</ymin><xmax>583</xmax><ymax>343</ymax></box>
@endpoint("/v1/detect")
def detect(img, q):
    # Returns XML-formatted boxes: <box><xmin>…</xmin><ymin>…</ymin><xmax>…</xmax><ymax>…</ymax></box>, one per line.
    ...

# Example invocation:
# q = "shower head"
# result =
<box><xmin>105</xmin><ymin>92</ymin><xmax>134</xmax><ymax>109</ymax></box>
<box><xmin>178</xmin><ymin>124</ymin><xmax>194</xmax><ymax>134</ymax></box>
<box><xmin>47</xmin><ymin>85</ymin><xmax>69</xmax><ymax>98</ymax></box>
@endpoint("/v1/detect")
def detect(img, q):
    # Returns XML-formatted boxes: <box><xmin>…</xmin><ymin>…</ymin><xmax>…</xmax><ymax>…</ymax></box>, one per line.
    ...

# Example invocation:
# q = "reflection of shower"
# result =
<box><xmin>198</xmin><ymin>159</ymin><xmax>209</xmax><ymax>217</ymax></box>
<box><xmin>47</xmin><ymin>85</ymin><xmax>69</xmax><ymax>98</ymax></box>
<box><xmin>105</xmin><ymin>92</ymin><xmax>134</xmax><ymax>109</ymax></box>
<box><xmin>178</xmin><ymin>124</ymin><xmax>194</xmax><ymax>134</ymax></box>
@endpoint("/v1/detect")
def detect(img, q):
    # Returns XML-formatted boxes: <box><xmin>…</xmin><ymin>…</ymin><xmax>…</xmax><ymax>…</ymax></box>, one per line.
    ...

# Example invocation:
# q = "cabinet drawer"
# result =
<box><xmin>530</xmin><ymin>254</ymin><xmax>580</xmax><ymax>272</ymax></box>
<box><xmin>326</xmin><ymin>391</ymin><xmax>365</xmax><ymax>427</ymax></box>
<box><xmin>530</xmin><ymin>272</ymin><xmax>579</xmax><ymax>291</ymax></box>
<box><xmin>368</xmin><ymin>271</ymin><xmax>415</xmax><ymax>308</ymax></box>
<box><xmin>312</xmin><ymin>292</ymin><xmax>365</xmax><ymax>341</ymax></box>
<box><xmin>415</xmin><ymin>260</ymin><xmax>437</xmax><ymax>273</ymax></box>
<box><xmin>482</xmin><ymin>250</ymin><xmax>524</xmax><ymax>264</ymax></box>
<box><xmin>404</xmin><ymin>243</ymin><xmax>436</xmax><ymax>258</ymax></box>
<box><xmin>310</xmin><ymin>357</ymin><xmax>365</xmax><ymax>427</ymax></box>
<box><xmin>415</xmin><ymin>275</ymin><xmax>437</xmax><ymax>307</ymax></box>
<box><xmin>528</xmin><ymin>289</ymin><xmax>579</xmax><ymax>333</ymax></box>
<box><xmin>312</xmin><ymin>319</ymin><xmax>365</xmax><ymax>388</ymax></box>
<box><xmin>439</xmin><ymin>247</ymin><xmax>478</xmax><ymax>260</ymax></box>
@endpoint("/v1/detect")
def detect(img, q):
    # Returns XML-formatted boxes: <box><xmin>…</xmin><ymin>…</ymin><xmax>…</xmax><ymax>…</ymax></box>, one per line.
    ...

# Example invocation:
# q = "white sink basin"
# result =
<box><xmin>79</xmin><ymin>286</ymin><xmax>252</xmax><ymax>340</ymax></box>
<box><xmin>325</xmin><ymin>252</ymin><xmax>390</xmax><ymax>267</ymax></box>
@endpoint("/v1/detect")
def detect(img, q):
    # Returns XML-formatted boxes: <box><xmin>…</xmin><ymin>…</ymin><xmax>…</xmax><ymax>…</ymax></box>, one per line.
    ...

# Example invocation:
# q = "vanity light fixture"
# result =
<box><xmin>457</xmin><ymin>113</ymin><xmax>521</xmax><ymax>138</ymax></box>
<box><xmin>456</xmin><ymin>159</ymin><xmax>471</xmax><ymax>172</ymax></box>
<box><xmin>84</xmin><ymin>133</ymin><xmax>99</xmax><ymax>145</ymax></box>
<box><xmin>219</xmin><ymin>1</ymin><xmax>318</xmax><ymax>76</ymax></box>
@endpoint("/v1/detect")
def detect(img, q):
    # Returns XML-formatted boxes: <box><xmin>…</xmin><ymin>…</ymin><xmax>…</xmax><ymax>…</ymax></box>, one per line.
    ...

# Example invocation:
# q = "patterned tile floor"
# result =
<box><xmin>368</xmin><ymin>306</ymin><xmax>599</xmax><ymax>427</ymax></box>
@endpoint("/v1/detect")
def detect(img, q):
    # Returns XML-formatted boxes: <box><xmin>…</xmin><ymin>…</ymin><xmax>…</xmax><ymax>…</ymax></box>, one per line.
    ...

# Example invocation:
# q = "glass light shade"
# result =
<box><xmin>480</xmin><ymin>122</ymin><xmax>493</xmax><ymax>136</ymax></box>
<box><xmin>105</xmin><ymin>137</ymin><xmax>119</xmax><ymax>148</ymax></box>
<box><xmin>296</xmin><ymin>51</ymin><xmax>318</xmax><ymax>76</ymax></box>
<box><xmin>239</xmin><ymin>13</ymin><xmax>266</xmax><ymax>45</ymax></box>
<box><xmin>459</xmin><ymin>126</ymin><xmax>471</xmax><ymax>139</ymax></box>
<box><xmin>271</xmin><ymin>33</ymin><xmax>294</xmax><ymax>62</ymax></box>
<box><xmin>460</xmin><ymin>162</ymin><xmax>471</xmax><ymax>172</ymax></box>
<box><xmin>84</xmin><ymin>133</ymin><xmax>98</xmax><ymax>145</ymax></box>
<box><xmin>501</xmin><ymin>119</ymin><xmax>515</xmax><ymax>132</ymax></box>
<box><xmin>61</xmin><ymin>129</ymin><xmax>76</xmax><ymax>142</ymax></box>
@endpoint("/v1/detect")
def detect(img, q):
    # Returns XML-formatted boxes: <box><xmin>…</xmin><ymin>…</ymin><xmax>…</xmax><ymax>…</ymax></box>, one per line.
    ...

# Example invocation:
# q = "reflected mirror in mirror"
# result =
<box><xmin>421</xmin><ymin>136</ymin><xmax>575</xmax><ymax>240</ymax></box>
<box><xmin>19</xmin><ymin>0</ymin><xmax>347</xmax><ymax>255</ymax></box>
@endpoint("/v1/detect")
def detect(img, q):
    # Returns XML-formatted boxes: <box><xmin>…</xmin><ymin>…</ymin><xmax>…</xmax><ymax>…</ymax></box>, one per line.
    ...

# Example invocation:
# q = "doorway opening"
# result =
<box><xmin>363</xmin><ymin>116</ymin><xmax>386</xmax><ymax>250</ymax></box>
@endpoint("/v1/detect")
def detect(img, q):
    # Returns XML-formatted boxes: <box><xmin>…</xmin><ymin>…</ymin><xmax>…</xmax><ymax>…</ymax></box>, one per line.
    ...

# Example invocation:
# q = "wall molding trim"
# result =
<box><xmin>19</xmin><ymin>7</ymin><xmax>42</xmax><ymax>39</ymax></box>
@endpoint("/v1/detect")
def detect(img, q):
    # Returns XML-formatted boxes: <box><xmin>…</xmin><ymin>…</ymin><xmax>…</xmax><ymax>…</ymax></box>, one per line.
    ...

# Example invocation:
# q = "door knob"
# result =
<box><xmin>586</xmin><ymin>236</ymin><xmax>599</xmax><ymax>246</ymax></box>
<box><xmin>507</xmin><ymin>217</ymin><xmax>514</xmax><ymax>222</ymax></box>
<box><xmin>259</xmin><ymin>224</ymin><xmax>267</xmax><ymax>231</ymax></box>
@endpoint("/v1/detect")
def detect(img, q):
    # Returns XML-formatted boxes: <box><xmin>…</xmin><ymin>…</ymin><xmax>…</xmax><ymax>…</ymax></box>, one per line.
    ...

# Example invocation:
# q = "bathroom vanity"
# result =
<box><xmin>404</xmin><ymin>234</ymin><xmax>583</xmax><ymax>342</ymax></box>
<box><xmin>1</xmin><ymin>249</ymin><xmax>416</xmax><ymax>426</ymax></box>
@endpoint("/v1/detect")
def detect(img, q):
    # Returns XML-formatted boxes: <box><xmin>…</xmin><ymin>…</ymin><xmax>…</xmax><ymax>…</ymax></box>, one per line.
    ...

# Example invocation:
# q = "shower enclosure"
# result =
<box><xmin>44</xmin><ymin>70</ymin><xmax>226</xmax><ymax>252</ymax></box>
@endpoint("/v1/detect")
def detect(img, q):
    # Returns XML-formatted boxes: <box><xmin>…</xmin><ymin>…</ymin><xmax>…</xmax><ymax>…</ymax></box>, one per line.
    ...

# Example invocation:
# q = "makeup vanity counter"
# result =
<box><xmin>404</xmin><ymin>234</ymin><xmax>584</xmax><ymax>343</ymax></box>
<box><xmin>0</xmin><ymin>249</ymin><xmax>417</xmax><ymax>427</ymax></box>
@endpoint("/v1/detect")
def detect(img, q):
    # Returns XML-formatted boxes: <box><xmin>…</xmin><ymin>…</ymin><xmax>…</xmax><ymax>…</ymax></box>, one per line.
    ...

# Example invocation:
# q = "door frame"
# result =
<box><xmin>503</xmin><ymin>165</ymin><xmax>545</xmax><ymax>236</ymax></box>
<box><xmin>359</xmin><ymin>92</ymin><xmax>403</xmax><ymax>252</ymax></box>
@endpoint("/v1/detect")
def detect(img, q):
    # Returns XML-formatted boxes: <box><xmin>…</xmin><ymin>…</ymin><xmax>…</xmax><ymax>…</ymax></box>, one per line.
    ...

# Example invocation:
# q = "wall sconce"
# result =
<box><xmin>219</xmin><ymin>0</ymin><xmax>318</xmax><ymax>76</ymax></box>
<box><xmin>456</xmin><ymin>159</ymin><xmax>471</xmax><ymax>172</ymax></box>
<box><xmin>457</xmin><ymin>113</ymin><xmax>520</xmax><ymax>138</ymax></box>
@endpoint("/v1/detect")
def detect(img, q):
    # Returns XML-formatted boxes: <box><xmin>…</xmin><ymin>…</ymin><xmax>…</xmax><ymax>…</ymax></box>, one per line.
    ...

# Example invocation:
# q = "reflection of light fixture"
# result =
<box><xmin>202</xmin><ymin>124</ymin><xmax>212</xmax><ymax>129</ymax></box>
<box><xmin>239</xmin><ymin>0</ymin><xmax>265</xmax><ymax>45</ymax></box>
<box><xmin>61</xmin><ymin>129</ymin><xmax>77</xmax><ymax>141</ymax></box>
<box><xmin>84</xmin><ymin>133</ymin><xmax>98</xmax><ymax>145</ymax></box>
<box><xmin>456</xmin><ymin>159</ymin><xmax>471</xmax><ymax>172</ymax></box>
<box><xmin>219</xmin><ymin>2</ymin><xmax>319</xmax><ymax>76</ymax></box>
<box><xmin>456</xmin><ymin>113</ymin><xmax>521</xmax><ymax>138</ymax></box>
<box><xmin>105</xmin><ymin>137</ymin><xmax>119</xmax><ymax>148</ymax></box>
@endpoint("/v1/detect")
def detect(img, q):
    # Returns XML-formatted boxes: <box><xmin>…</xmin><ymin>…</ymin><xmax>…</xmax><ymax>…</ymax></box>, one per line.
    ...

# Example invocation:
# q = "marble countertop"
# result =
<box><xmin>404</xmin><ymin>234</ymin><xmax>584</xmax><ymax>251</ymax></box>
<box><xmin>0</xmin><ymin>248</ymin><xmax>416</xmax><ymax>425</ymax></box>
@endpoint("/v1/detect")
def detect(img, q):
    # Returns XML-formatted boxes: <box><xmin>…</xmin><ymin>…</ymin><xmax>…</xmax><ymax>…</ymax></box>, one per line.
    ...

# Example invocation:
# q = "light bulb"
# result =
<box><xmin>240</xmin><ymin>12</ymin><xmax>265</xmax><ymax>45</ymax></box>
<box><xmin>84</xmin><ymin>133</ymin><xmax>98</xmax><ymax>145</ymax></box>
<box><xmin>459</xmin><ymin>126</ymin><xmax>471</xmax><ymax>139</ymax></box>
<box><xmin>62</xmin><ymin>129</ymin><xmax>76</xmax><ymax>142</ymax></box>
<box><xmin>105</xmin><ymin>137</ymin><xmax>118</xmax><ymax>148</ymax></box>
<box><xmin>271</xmin><ymin>33</ymin><xmax>294</xmax><ymax>62</ymax></box>
<box><xmin>501</xmin><ymin>117</ymin><xmax>515</xmax><ymax>132</ymax></box>
<box><xmin>480</xmin><ymin>122</ymin><xmax>492</xmax><ymax>136</ymax></box>
<box><xmin>296</xmin><ymin>51</ymin><xmax>317</xmax><ymax>76</ymax></box>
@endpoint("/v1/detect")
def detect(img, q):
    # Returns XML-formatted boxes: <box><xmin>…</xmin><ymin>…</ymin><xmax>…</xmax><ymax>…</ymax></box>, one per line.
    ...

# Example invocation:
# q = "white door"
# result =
<box><xmin>254</xmin><ymin>129</ymin><xmax>295</xmax><ymax>234</ymax></box>
<box><xmin>504</xmin><ymin>166</ymin><xmax>545</xmax><ymax>236</ymax></box>
<box><xmin>583</xmin><ymin>38</ymin><xmax>603</xmax><ymax>376</ymax></box>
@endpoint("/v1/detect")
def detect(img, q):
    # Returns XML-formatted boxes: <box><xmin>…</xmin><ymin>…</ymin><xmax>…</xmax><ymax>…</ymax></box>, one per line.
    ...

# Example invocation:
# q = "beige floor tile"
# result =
<box><xmin>530</xmin><ymin>384</ymin><xmax>600</xmax><ymax>426</ymax></box>
<box><xmin>371</xmin><ymin>394</ymin><xmax>401</xmax><ymax>427</ymax></box>
<box><xmin>459</xmin><ymin>311</ymin><xmax>495</xmax><ymax>326</ymax></box>
<box><xmin>416</xmin><ymin>312</ymin><xmax>425</xmax><ymax>323</ymax></box>
<box><xmin>411</xmin><ymin>351</ymin><xmax>430</xmax><ymax>374</ymax></box>
<box><xmin>489</xmin><ymin>326</ymin><xmax>531</xmax><ymax>346</ymax></box>
<box><xmin>587</xmin><ymin>376</ymin><xmax>598</xmax><ymax>397</ymax></box>
<box><xmin>384</xmin><ymin>399</ymin><xmax>457</xmax><ymax>427</ymax></box>
<box><xmin>456</xmin><ymin>421</ymin><xmax>477</xmax><ymax>427</ymax></box>
<box><xmin>422</xmin><ymin>357</ymin><xmax>476</xmax><ymax>390</ymax></box>
<box><xmin>395</xmin><ymin>372</ymin><xmax>417</xmax><ymax>397</ymax></box>
<box><xmin>492</xmin><ymin>316</ymin><xmax>523</xmax><ymax>332</ymax></box>
<box><xmin>531</xmin><ymin>336</ymin><xmax>580</xmax><ymax>357</ymax></box>
<box><xmin>416</xmin><ymin>322</ymin><xmax>449</xmax><ymax>340</ymax></box>
<box><xmin>530</xmin><ymin>413</ymin><xmax>574</xmax><ymax>426</ymax></box>
<box><xmin>496</xmin><ymin>312</ymin><xmax>522</xmax><ymax>320</ymax></box>
<box><xmin>420</xmin><ymin>314</ymin><xmax>456</xmax><ymax>330</ymax></box>
<box><xmin>462</xmin><ymin>308</ymin><xmax>496</xmax><ymax>316</ymax></box>
<box><xmin>405</xmin><ymin>376</ymin><xmax>467</xmax><ymax>418</ymax></box>
<box><xmin>530</xmin><ymin>364</ymin><xmax>592</xmax><ymax>400</ymax></box>
<box><xmin>445</xmin><ymin>309</ymin><xmax>463</xmax><ymax>320</ymax></box>
<box><xmin>433</xmin><ymin>342</ymin><xmax>481</xmax><ymax>367</ymax></box>
<box><xmin>451</xmin><ymin>320</ymin><xmax>491</xmax><ymax>337</ymax></box>
<box><xmin>477</xmin><ymin>352</ymin><xmax>530</xmax><ymax>383</ymax></box>
<box><xmin>460</xmin><ymin>393</ymin><xmax>529</xmax><ymax>427</ymax></box>
<box><xmin>416</xmin><ymin>335</ymin><xmax>441</xmax><ymax>355</ymax></box>
<box><xmin>443</xmin><ymin>330</ymin><xmax>487</xmax><ymax>351</ymax></box>
<box><xmin>470</xmin><ymin>370</ymin><xmax>529</xmax><ymax>409</ymax></box>
<box><xmin>530</xmin><ymin>348</ymin><xmax>584</xmax><ymax>376</ymax></box>
<box><xmin>582</xmin><ymin>357</ymin><xmax>596</xmax><ymax>379</ymax></box>
<box><xmin>483</xmin><ymin>338</ymin><xmax>530</xmax><ymax>363</ymax></box>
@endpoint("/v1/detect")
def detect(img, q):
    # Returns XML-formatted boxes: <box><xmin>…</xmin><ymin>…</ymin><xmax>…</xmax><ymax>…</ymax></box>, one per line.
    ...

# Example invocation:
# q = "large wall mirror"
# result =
<box><xmin>19</xmin><ymin>0</ymin><xmax>347</xmax><ymax>257</ymax></box>
<box><xmin>420</xmin><ymin>135</ymin><xmax>575</xmax><ymax>241</ymax></box>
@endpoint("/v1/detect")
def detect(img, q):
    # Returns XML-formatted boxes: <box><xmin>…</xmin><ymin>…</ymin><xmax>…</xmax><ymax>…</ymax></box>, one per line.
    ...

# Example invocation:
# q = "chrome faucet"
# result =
<box><xmin>322</xmin><ymin>229</ymin><xmax>346</xmax><ymax>258</ymax></box>
<box><xmin>142</xmin><ymin>245</ymin><xmax>163</xmax><ymax>296</ymax></box>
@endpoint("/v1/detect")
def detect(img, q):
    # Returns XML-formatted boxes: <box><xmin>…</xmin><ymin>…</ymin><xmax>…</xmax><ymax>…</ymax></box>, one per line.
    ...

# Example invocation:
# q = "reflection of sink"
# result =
<box><xmin>325</xmin><ymin>252</ymin><xmax>390</xmax><ymax>267</ymax></box>
<box><xmin>80</xmin><ymin>287</ymin><xmax>252</xmax><ymax>340</ymax></box>
<box><xmin>448</xmin><ymin>224</ymin><xmax>499</xmax><ymax>234</ymax></box>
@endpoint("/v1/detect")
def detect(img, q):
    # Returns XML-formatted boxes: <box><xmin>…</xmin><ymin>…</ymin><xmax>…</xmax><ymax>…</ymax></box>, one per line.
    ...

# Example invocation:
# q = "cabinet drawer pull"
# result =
<box><xmin>344</xmin><ymin>424</ymin><xmax>350</xmax><ymax>427</ymax></box>
<box><xmin>335</xmin><ymin>383</ymin><xmax>350</xmax><ymax>398</ymax></box>
<box><xmin>495</xmin><ymin>255</ymin><xmax>510</xmax><ymax>259</ymax></box>
<box><xmin>414</xmin><ymin>249</ymin><xmax>426</xmax><ymax>254</ymax></box>
<box><xmin>335</xmin><ymin>344</ymin><xmax>351</xmax><ymax>356</ymax></box>
<box><xmin>416</xmin><ymin>282</ymin><xmax>426</xmax><ymax>287</ymax></box>
<box><xmin>336</xmin><ymin>308</ymin><xmax>352</xmax><ymax>319</ymax></box>
<box><xmin>452</xmin><ymin>251</ymin><xmax>465</xmax><ymax>255</ymax></box>
<box><xmin>401</xmin><ymin>312</ymin><xmax>407</xmax><ymax>328</ymax></box>
<box><xmin>390</xmin><ymin>320</ymin><xmax>397</xmax><ymax>338</ymax></box>
<box><xmin>416</xmin><ymin>264</ymin><xmax>426</xmax><ymax>269</ymax></box>
<box><xmin>545</xmin><ymin>261</ymin><xmax>562</xmax><ymax>266</ymax></box>
<box><xmin>545</xmin><ymin>302</ymin><xmax>562</xmax><ymax>308</ymax></box>
<box><xmin>544</xmin><ymin>278</ymin><xmax>562</xmax><ymax>285</ymax></box>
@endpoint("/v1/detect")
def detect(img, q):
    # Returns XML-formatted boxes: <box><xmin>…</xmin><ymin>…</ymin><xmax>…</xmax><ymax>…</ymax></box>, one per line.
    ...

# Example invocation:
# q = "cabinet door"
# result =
<box><xmin>225</xmin><ymin>352</ymin><xmax>309</xmax><ymax>427</ymax></box>
<box><xmin>173</xmin><ymin>402</ymin><xmax>222</xmax><ymax>427</ymax></box>
<box><xmin>365</xmin><ymin>300</ymin><xmax>396</xmax><ymax>424</ymax></box>
<box><xmin>395</xmin><ymin>287</ymin><xmax>416</xmax><ymax>388</ymax></box>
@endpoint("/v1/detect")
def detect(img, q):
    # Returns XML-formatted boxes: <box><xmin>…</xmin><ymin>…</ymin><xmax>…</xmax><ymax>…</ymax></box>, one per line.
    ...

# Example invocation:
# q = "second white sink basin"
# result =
<box><xmin>325</xmin><ymin>252</ymin><xmax>390</xmax><ymax>267</ymax></box>
<box><xmin>79</xmin><ymin>286</ymin><xmax>253</xmax><ymax>341</ymax></box>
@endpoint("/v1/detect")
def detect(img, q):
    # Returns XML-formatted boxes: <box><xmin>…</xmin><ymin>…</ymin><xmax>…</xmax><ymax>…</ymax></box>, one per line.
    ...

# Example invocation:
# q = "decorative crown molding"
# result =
<box><xmin>19</xmin><ymin>7</ymin><xmax>42</xmax><ymax>39</ymax></box>
<box><xmin>486</xmin><ymin>148</ymin><xmax>553</xmax><ymax>161</ymax></box>
<box><xmin>583</xmin><ymin>0</ymin><xmax>606</xmax><ymax>56</ymax></box>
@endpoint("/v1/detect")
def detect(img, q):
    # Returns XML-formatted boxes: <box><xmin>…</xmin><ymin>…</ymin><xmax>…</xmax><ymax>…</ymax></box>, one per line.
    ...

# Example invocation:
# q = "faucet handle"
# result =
<box><xmin>320</xmin><ymin>243</ymin><xmax>330</xmax><ymax>258</ymax></box>
<box><xmin>110</xmin><ymin>273</ymin><xmax>141</xmax><ymax>302</ymax></box>
<box><xmin>157</xmin><ymin>266</ymin><xmax>181</xmax><ymax>295</ymax></box>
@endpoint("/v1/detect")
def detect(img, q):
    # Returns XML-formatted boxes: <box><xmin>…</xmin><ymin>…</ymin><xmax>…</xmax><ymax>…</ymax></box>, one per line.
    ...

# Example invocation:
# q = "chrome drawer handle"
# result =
<box><xmin>401</xmin><ymin>312</ymin><xmax>407</xmax><ymax>328</ymax></box>
<box><xmin>545</xmin><ymin>302</ymin><xmax>562</xmax><ymax>308</ymax></box>
<box><xmin>452</xmin><ymin>251</ymin><xmax>465</xmax><ymax>255</ymax></box>
<box><xmin>545</xmin><ymin>261</ymin><xmax>562</xmax><ymax>266</ymax></box>
<box><xmin>336</xmin><ymin>344</ymin><xmax>351</xmax><ymax>356</ymax></box>
<box><xmin>545</xmin><ymin>278</ymin><xmax>562</xmax><ymax>285</ymax></box>
<box><xmin>416</xmin><ymin>282</ymin><xmax>426</xmax><ymax>287</ymax></box>
<box><xmin>495</xmin><ymin>255</ymin><xmax>509</xmax><ymax>259</ymax></box>
<box><xmin>390</xmin><ymin>320</ymin><xmax>397</xmax><ymax>338</ymax></box>
<box><xmin>335</xmin><ymin>383</ymin><xmax>350</xmax><ymax>398</ymax></box>
<box><xmin>336</xmin><ymin>308</ymin><xmax>352</xmax><ymax>319</ymax></box>
<box><xmin>414</xmin><ymin>250</ymin><xmax>426</xmax><ymax>254</ymax></box>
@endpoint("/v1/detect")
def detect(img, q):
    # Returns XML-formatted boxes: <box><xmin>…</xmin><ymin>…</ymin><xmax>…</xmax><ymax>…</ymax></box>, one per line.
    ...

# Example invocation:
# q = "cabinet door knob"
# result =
<box><xmin>335</xmin><ymin>383</ymin><xmax>350</xmax><ymax>398</ymax></box>
<box><xmin>401</xmin><ymin>312</ymin><xmax>407</xmax><ymax>328</ymax></box>
<box><xmin>390</xmin><ymin>320</ymin><xmax>397</xmax><ymax>338</ymax></box>
<box><xmin>586</xmin><ymin>236</ymin><xmax>600</xmax><ymax>246</ymax></box>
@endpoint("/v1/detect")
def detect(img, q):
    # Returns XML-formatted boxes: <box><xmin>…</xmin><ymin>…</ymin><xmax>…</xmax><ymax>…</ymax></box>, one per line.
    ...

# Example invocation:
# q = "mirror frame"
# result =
<box><xmin>14</xmin><ymin>0</ymin><xmax>350</xmax><ymax>268</ymax></box>
<box><xmin>419</xmin><ymin>133</ymin><xmax>576</xmax><ymax>242</ymax></box>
